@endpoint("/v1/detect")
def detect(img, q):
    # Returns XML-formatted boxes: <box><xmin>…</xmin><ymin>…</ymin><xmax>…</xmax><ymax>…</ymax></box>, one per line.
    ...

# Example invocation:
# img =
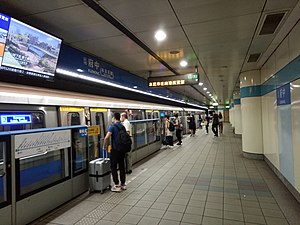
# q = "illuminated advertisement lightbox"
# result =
<box><xmin>0</xmin><ymin>12</ymin><xmax>62</xmax><ymax>79</ymax></box>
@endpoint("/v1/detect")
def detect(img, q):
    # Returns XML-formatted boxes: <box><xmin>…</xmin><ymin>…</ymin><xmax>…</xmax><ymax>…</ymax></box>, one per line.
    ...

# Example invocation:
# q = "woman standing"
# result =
<box><xmin>218</xmin><ymin>112</ymin><xmax>223</xmax><ymax>134</ymax></box>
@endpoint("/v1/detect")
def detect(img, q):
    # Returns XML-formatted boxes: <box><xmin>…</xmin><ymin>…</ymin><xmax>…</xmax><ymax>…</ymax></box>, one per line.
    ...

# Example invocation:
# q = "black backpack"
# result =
<box><xmin>168</xmin><ymin>121</ymin><xmax>175</xmax><ymax>132</ymax></box>
<box><xmin>114</xmin><ymin>124</ymin><xmax>132</xmax><ymax>153</ymax></box>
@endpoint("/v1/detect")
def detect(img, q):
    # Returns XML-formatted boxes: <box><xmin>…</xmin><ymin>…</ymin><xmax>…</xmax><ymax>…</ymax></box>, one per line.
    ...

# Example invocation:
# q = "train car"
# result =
<box><xmin>0</xmin><ymin>82</ymin><xmax>206</xmax><ymax>166</ymax></box>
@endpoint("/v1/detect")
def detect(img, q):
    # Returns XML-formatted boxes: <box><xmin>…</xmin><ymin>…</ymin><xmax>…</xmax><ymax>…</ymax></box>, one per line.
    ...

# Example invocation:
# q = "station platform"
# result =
<box><xmin>30</xmin><ymin>124</ymin><xmax>300</xmax><ymax>225</ymax></box>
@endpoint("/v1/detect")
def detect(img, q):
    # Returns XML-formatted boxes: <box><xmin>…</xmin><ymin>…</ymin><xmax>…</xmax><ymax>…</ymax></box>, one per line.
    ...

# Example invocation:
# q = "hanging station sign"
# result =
<box><xmin>148</xmin><ymin>73</ymin><xmax>199</xmax><ymax>87</ymax></box>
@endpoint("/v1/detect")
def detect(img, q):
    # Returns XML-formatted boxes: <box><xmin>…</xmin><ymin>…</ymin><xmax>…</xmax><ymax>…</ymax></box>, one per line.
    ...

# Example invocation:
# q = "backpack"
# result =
<box><xmin>113</xmin><ymin>124</ymin><xmax>132</xmax><ymax>153</ymax></box>
<box><xmin>168</xmin><ymin>121</ymin><xmax>175</xmax><ymax>132</ymax></box>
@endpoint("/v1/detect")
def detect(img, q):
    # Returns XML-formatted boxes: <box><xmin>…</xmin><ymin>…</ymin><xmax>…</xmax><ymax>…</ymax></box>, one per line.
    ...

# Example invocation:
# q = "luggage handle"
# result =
<box><xmin>102</xmin><ymin>147</ymin><xmax>107</xmax><ymax>159</ymax></box>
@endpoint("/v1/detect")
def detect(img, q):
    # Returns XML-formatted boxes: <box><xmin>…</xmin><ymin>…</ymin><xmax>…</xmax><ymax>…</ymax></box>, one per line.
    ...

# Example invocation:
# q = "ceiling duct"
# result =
<box><xmin>247</xmin><ymin>53</ymin><xmax>261</xmax><ymax>63</ymax></box>
<box><xmin>259</xmin><ymin>12</ymin><xmax>285</xmax><ymax>35</ymax></box>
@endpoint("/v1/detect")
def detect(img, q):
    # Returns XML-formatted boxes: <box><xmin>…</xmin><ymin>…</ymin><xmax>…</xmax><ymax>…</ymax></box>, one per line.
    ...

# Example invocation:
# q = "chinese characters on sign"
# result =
<box><xmin>83</xmin><ymin>57</ymin><xmax>114</xmax><ymax>80</ymax></box>
<box><xmin>149</xmin><ymin>80</ymin><xmax>185</xmax><ymax>87</ymax></box>
<box><xmin>148</xmin><ymin>73</ymin><xmax>199</xmax><ymax>87</ymax></box>
<box><xmin>276</xmin><ymin>83</ymin><xmax>291</xmax><ymax>106</ymax></box>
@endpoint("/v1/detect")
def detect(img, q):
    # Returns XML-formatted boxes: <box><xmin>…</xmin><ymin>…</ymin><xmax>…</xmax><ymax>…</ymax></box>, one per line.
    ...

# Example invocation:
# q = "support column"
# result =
<box><xmin>240</xmin><ymin>70</ymin><xmax>263</xmax><ymax>159</ymax></box>
<box><xmin>233</xmin><ymin>93</ymin><xmax>242</xmax><ymax>135</ymax></box>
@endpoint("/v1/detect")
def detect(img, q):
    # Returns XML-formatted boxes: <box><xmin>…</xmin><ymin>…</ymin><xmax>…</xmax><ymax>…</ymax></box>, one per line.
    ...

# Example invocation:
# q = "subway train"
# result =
<box><xmin>0</xmin><ymin>81</ymin><xmax>206</xmax><ymax>164</ymax></box>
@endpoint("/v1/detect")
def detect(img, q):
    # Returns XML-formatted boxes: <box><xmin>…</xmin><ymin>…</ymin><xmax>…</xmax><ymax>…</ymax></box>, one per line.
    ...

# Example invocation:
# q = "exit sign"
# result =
<box><xmin>148</xmin><ymin>73</ymin><xmax>199</xmax><ymax>87</ymax></box>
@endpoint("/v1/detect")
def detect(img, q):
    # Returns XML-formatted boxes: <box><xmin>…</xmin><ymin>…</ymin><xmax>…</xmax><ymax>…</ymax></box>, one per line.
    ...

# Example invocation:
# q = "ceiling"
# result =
<box><xmin>1</xmin><ymin>0</ymin><xmax>300</xmax><ymax>106</ymax></box>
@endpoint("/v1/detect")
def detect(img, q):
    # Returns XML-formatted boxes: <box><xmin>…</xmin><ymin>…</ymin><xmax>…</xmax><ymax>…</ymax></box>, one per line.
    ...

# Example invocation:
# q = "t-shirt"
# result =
<box><xmin>108</xmin><ymin>122</ymin><xmax>124</xmax><ymax>150</ymax></box>
<box><xmin>165</xmin><ymin>120</ymin><xmax>173</xmax><ymax>136</ymax></box>
<box><xmin>122</xmin><ymin>119</ymin><xmax>131</xmax><ymax>136</ymax></box>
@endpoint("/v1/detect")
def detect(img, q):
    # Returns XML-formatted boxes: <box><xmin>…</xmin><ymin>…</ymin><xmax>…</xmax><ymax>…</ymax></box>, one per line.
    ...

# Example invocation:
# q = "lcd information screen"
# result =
<box><xmin>0</xmin><ymin>12</ymin><xmax>62</xmax><ymax>79</ymax></box>
<box><xmin>0</xmin><ymin>114</ymin><xmax>32</xmax><ymax>125</ymax></box>
<box><xmin>148</xmin><ymin>73</ymin><xmax>199</xmax><ymax>87</ymax></box>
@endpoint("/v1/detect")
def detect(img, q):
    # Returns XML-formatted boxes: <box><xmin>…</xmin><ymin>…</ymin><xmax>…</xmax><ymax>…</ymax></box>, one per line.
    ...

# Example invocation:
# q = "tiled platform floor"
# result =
<box><xmin>31</xmin><ymin>124</ymin><xmax>300</xmax><ymax>225</ymax></box>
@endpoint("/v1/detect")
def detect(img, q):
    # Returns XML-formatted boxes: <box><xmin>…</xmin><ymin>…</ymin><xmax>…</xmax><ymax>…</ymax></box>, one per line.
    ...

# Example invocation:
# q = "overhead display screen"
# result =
<box><xmin>0</xmin><ymin>12</ymin><xmax>62</xmax><ymax>79</ymax></box>
<box><xmin>148</xmin><ymin>73</ymin><xmax>199</xmax><ymax>87</ymax></box>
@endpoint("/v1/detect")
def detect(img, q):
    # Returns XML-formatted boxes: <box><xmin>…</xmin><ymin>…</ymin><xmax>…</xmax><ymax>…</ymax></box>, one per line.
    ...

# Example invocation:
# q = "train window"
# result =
<box><xmin>17</xmin><ymin>148</ymin><xmax>69</xmax><ymax>198</ymax></box>
<box><xmin>95</xmin><ymin>113</ymin><xmax>105</xmax><ymax>139</ymax></box>
<box><xmin>31</xmin><ymin>112</ymin><xmax>45</xmax><ymax>129</ymax></box>
<box><xmin>0</xmin><ymin>111</ymin><xmax>45</xmax><ymax>132</ymax></box>
<box><xmin>146</xmin><ymin>112</ymin><xmax>152</xmax><ymax>119</ymax></box>
<box><xmin>154</xmin><ymin>112</ymin><xmax>159</xmax><ymax>118</ymax></box>
<box><xmin>130</xmin><ymin>110</ymin><xmax>143</xmax><ymax>120</ymax></box>
<box><xmin>67</xmin><ymin>112</ymin><xmax>80</xmax><ymax>126</ymax></box>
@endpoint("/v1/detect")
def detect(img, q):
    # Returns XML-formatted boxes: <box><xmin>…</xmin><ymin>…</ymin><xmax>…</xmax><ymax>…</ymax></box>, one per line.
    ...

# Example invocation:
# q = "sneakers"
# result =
<box><xmin>111</xmin><ymin>184</ymin><xmax>127</xmax><ymax>192</ymax></box>
<box><xmin>121</xmin><ymin>184</ymin><xmax>127</xmax><ymax>190</ymax></box>
<box><xmin>111</xmin><ymin>185</ymin><xmax>121</xmax><ymax>192</ymax></box>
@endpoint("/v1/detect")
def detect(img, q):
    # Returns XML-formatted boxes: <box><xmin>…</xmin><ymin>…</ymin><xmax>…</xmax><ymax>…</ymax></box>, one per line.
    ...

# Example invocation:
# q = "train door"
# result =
<box><xmin>90</xmin><ymin>108</ymin><xmax>108</xmax><ymax>159</ymax></box>
<box><xmin>59</xmin><ymin>107</ymin><xmax>85</xmax><ymax>126</ymax></box>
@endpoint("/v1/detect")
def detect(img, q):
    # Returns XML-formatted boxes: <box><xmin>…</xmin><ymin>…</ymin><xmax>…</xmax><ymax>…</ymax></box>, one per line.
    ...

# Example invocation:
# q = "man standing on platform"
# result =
<box><xmin>121</xmin><ymin>112</ymin><xmax>132</xmax><ymax>174</ymax></box>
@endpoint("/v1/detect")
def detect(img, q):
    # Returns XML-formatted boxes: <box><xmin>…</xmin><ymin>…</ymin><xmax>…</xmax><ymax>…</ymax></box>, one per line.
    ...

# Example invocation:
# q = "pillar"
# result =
<box><xmin>240</xmin><ymin>70</ymin><xmax>263</xmax><ymax>159</ymax></box>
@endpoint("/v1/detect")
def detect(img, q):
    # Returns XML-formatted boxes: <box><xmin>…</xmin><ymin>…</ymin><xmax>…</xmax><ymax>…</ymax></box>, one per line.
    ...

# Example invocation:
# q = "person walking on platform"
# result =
<box><xmin>174</xmin><ymin>114</ymin><xmax>182</xmax><ymax>145</ymax></box>
<box><xmin>205</xmin><ymin>114</ymin><xmax>210</xmax><ymax>134</ymax></box>
<box><xmin>212</xmin><ymin>112</ymin><xmax>219</xmax><ymax>137</ymax></box>
<box><xmin>164</xmin><ymin>115</ymin><xmax>174</xmax><ymax>147</ymax></box>
<box><xmin>103</xmin><ymin>112</ymin><xmax>126</xmax><ymax>192</ymax></box>
<box><xmin>121</xmin><ymin>112</ymin><xmax>132</xmax><ymax>174</ymax></box>
<box><xmin>218</xmin><ymin>112</ymin><xmax>223</xmax><ymax>134</ymax></box>
<box><xmin>187</xmin><ymin>113</ymin><xmax>196</xmax><ymax>136</ymax></box>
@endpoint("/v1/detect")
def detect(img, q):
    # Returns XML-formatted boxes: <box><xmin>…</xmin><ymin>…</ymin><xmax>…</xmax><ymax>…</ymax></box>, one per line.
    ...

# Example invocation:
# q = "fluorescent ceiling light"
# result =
<box><xmin>76</xmin><ymin>69</ymin><xmax>84</xmax><ymax>73</ymax></box>
<box><xmin>198</xmin><ymin>82</ymin><xmax>203</xmax><ymax>86</ymax></box>
<box><xmin>213</xmin><ymin>102</ymin><xmax>219</xmax><ymax>106</ymax></box>
<box><xmin>133</xmin><ymin>86</ymin><xmax>137</xmax><ymax>89</ymax></box>
<box><xmin>206</xmin><ymin>91</ymin><xmax>210</xmax><ymax>94</ymax></box>
<box><xmin>180</xmin><ymin>60</ymin><xmax>188</xmax><ymax>67</ymax></box>
<box><xmin>56</xmin><ymin>68</ymin><xmax>208</xmax><ymax>110</ymax></box>
<box><xmin>203</xmin><ymin>87</ymin><xmax>207</xmax><ymax>91</ymax></box>
<box><xmin>154</xmin><ymin>30</ymin><xmax>166</xmax><ymax>41</ymax></box>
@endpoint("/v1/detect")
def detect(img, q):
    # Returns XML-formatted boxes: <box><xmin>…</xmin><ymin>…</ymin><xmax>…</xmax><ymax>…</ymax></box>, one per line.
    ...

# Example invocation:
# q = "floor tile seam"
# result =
<box><xmin>225</xmin><ymin>126</ymin><xmax>248</xmax><ymax>223</ymax></box>
<box><xmin>179</xmin><ymin>134</ymin><xmax>215</xmax><ymax>224</ymax></box>
<box><xmin>234</xmin><ymin>138</ymin><xmax>272</xmax><ymax>225</ymax></box>
<box><xmin>151</xmin><ymin>131</ymin><xmax>212</xmax><ymax>210</ymax></box>
<box><xmin>253</xmin><ymin>158</ymin><xmax>292</xmax><ymax>224</ymax></box>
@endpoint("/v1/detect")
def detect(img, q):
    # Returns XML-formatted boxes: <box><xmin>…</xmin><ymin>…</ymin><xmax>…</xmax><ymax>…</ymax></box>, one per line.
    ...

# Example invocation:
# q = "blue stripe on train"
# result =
<box><xmin>20</xmin><ymin>160</ymin><xmax>62</xmax><ymax>188</ymax></box>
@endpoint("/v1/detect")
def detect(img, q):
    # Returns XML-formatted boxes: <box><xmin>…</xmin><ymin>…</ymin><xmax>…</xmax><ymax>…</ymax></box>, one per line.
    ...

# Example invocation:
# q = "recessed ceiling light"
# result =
<box><xmin>170</xmin><ymin>50</ymin><xmax>180</xmax><ymax>55</ymax></box>
<box><xmin>155</xmin><ymin>30</ymin><xmax>166</xmax><ymax>41</ymax></box>
<box><xmin>209</xmin><ymin>94</ymin><xmax>212</xmax><ymax>96</ymax></box>
<box><xmin>133</xmin><ymin>86</ymin><xmax>137</xmax><ymax>89</ymax></box>
<box><xmin>203</xmin><ymin>87</ymin><xmax>207</xmax><ymax>91</ymax></box>
<box><xmin>77</xmin><ymin>69</ymin><xmax>84</xmax><ymax>73</ymax></box>
<box><xmin>198</xmin><ymin>82</ymin><xmax>203</xmax><ymax>86</ymax></box>
<box><xmin>206</xmin><ymin>91</ymin><xmax>210</xmax><ymax>94</ymax></box>
<box><xmin>180</xmin><ymin>60</ymin><xmax>188</xmax><ymax>67</ymax></box>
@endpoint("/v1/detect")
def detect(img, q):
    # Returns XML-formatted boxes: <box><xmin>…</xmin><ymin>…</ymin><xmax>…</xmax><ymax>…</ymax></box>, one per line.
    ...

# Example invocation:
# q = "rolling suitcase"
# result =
<box><xmin>89</xmin><ymin>149</ymin><xmax>111</xmax><ymax>193</ymax></box>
